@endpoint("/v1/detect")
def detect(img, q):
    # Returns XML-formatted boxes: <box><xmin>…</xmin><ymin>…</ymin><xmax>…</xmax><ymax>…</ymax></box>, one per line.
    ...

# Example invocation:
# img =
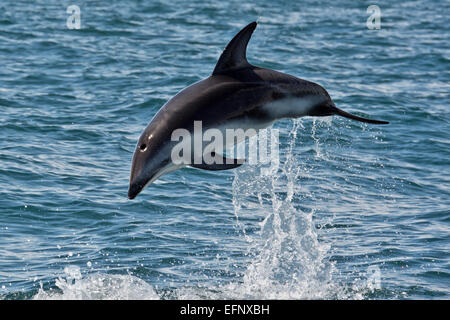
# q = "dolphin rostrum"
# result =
<box><xmin>128</xmin><ymin>22</ymin><xmax>388</xmax><ymax>199</ymax></box>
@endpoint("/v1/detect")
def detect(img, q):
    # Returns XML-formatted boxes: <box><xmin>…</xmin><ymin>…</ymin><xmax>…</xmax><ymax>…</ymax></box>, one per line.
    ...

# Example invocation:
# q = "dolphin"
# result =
<box><xmin>128</xmin><ymin>21</ymin><xmax>388</xmax><ymax>199</ymax></box>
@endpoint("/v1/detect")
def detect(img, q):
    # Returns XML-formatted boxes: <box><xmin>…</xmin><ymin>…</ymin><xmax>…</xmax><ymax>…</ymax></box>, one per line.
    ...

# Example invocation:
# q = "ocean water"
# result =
<box><xmin>0</xmin><ymin>0</ymin><xmax>449</xmax><ymax>300</ymax></box>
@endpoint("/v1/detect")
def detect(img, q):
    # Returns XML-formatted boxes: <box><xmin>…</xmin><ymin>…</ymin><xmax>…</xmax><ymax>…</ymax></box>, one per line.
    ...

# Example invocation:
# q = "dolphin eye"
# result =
<box><xmin>139</xmin><ymin>143</ymin><xmax>147</xmax><ymax>151</ymax></box>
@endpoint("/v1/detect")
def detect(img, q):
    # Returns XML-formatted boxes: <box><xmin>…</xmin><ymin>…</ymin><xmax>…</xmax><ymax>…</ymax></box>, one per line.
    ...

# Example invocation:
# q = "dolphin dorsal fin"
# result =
<box><xmin>212</xmin><ymin>22</ymin><xmax>257</xmax><ymax>75</ymax></box>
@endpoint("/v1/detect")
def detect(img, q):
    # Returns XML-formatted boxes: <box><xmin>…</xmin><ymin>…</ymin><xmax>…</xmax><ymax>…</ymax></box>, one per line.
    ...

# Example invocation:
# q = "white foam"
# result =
<box><xmin>33</xmin><ymin>267</ymin><xmax>159</xmax><ymax>300</ymax></box>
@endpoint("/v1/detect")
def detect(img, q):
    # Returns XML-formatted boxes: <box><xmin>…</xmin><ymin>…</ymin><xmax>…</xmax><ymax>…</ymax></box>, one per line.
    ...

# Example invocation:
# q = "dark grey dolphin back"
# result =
<box><xmin>212</xmin><ymin>22</ymin><xmax>257</xmax><ymax>75</ymax></box>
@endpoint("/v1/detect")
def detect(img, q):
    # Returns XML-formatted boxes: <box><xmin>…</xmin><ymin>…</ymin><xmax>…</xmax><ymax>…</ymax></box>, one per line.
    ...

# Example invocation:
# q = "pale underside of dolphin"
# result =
<box><xmin>128</xmin><ymin>22</ymin><xmax>388</xmax><ymax>199</ymax></box>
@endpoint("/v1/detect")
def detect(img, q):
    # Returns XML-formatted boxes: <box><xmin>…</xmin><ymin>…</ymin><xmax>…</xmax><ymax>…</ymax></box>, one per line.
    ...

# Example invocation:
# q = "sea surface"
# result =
<box><xmin>0</xmin><ymin>0</ymin><xmax>449</xmax><ymax>300</ymax></box>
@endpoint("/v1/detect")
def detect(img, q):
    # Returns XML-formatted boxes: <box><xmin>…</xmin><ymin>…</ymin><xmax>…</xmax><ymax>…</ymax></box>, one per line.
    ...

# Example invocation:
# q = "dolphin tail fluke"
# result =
<box><xmin>333</xmin><ymin>107</ymin><xmax>389</xmax><ymax>124</ymax></box>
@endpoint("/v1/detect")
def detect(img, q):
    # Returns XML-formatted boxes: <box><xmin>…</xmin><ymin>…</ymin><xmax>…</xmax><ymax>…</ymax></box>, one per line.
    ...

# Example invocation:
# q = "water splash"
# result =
<box><xmin>223</xmin><ymin>120</ymin><xmax>346</xmax><ymax>299</ymax></box>
<box><xmin>33</xmin><ymin>266</ymin><xmax>159</xmax><ymax>300</ymax></box>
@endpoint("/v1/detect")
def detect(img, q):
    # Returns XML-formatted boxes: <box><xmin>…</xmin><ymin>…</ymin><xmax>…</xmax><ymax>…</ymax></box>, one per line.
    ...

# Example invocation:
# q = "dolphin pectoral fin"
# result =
<box><xmin>190</xmin><ymin>153</ymin><xmax>245</xmax><ymax>171</ymax></box>
<box><xmin>190</xmin><ymin>162</ymin><xmax>243</xmax><ymax>171</ymax></box>
<box><xmin>333</xmin><ymin>107</ymin><xmax>389</xmax><ymax>125</ymax></box>
<box><xmin>212</xmin><ymin>21</ymin><xmax>257</xmax><ymax>75</ymax></box>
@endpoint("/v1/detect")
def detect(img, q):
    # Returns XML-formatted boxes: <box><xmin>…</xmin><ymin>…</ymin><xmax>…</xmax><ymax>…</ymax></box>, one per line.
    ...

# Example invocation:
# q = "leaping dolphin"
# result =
<box><xmin>128</xmin><ymin>22</ymin><xmax>388</xmax><ymax>199</ymax></box>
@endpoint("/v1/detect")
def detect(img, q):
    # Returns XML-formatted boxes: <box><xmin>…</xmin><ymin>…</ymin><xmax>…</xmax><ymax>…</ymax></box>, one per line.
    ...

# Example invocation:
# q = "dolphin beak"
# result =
<box><xmin>128</xmin><ymin>181</ymin><xmax>142</xmax><ymax>200</ymax></box>
<box><xmin>333</xmin><ymin>106</ymin><xmax>389</xmax><ymax>125</ymax></box>
<box><xmin>128</xmin><ymin>173</ymin><xmax>149</xmax><ymax>199</ymax></box>
<box><xmin>128</xmin><ymin>165</ymin><xmax>169</xmax><ymax>199</ymax></box>
<box><xmin>128</xmin><ymin>167</ymin><xmax>152</xmax><ymax>200</ymax></box>
<box><xmin>128</xmin><ymin>171</ymin><xmax>156</xmax><ymax>199</ymax></box>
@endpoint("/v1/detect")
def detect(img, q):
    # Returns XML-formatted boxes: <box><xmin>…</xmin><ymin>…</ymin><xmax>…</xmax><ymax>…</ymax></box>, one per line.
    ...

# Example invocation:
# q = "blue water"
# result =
<box><xmin>0</xmin><ymin>0</ymin><xmax>449</xmax><ymax>299</ymax></box>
